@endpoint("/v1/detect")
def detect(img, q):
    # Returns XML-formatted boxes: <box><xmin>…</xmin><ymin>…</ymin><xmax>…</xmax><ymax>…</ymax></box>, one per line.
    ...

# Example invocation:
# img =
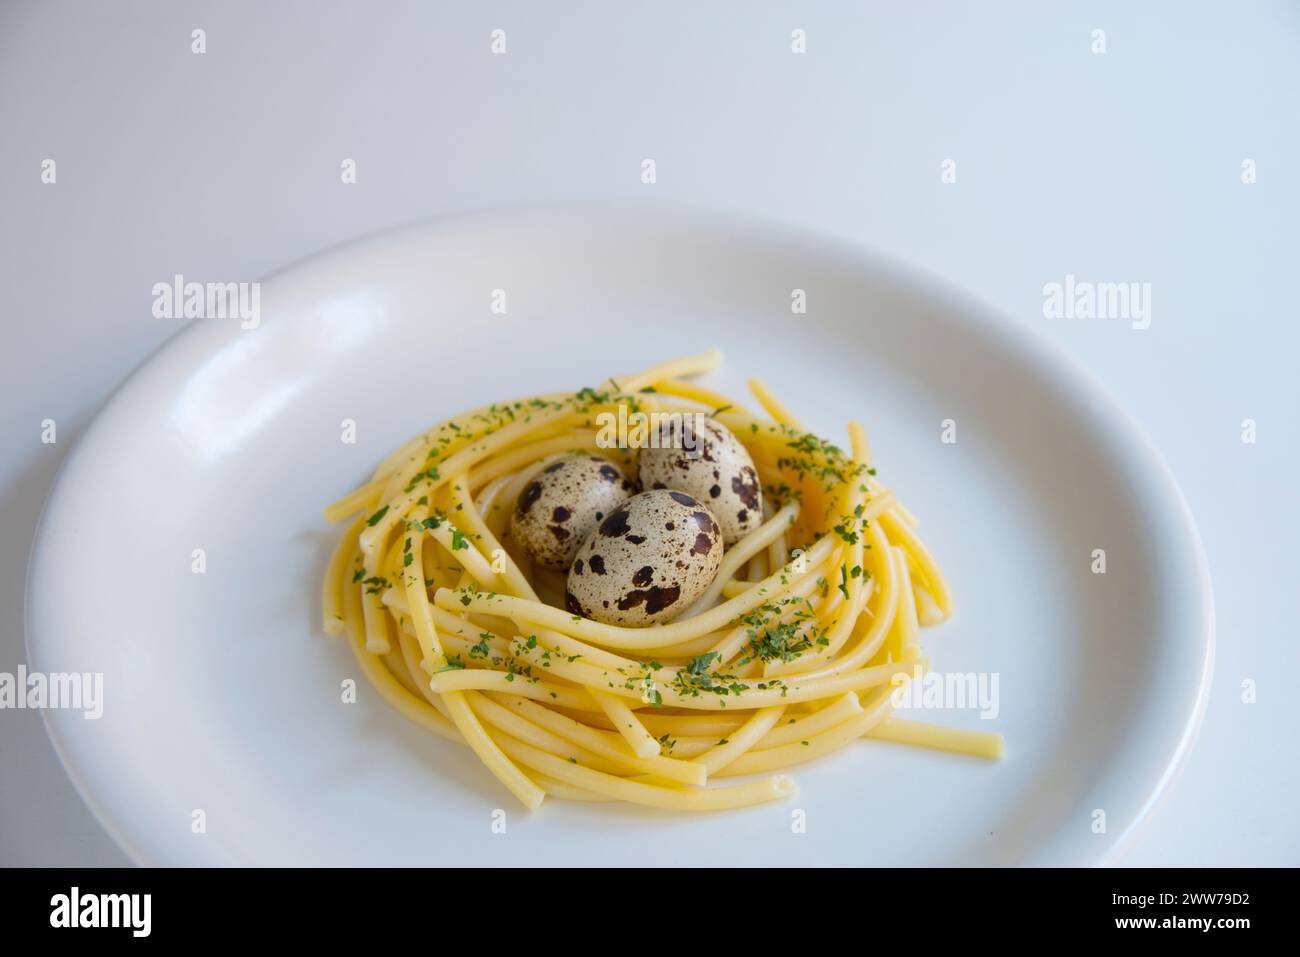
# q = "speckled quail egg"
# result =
<box><xmin>510</xmin><ymin>454</ymin><xmax>635</xmax><ymax>570</ymax></box>
<box><xmin>637</xmin><ymin>416</ymin><xmax>762</xmax><ymax>546</ymax></box>
<box><xmin>566</xmin><ymin>489</ymin><xmax>723</xmax><ymax>626</ymax></box>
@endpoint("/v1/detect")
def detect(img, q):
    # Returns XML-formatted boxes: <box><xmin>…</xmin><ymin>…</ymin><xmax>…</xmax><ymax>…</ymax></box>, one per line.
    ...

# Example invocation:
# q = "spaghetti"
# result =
<box><xmin>321</xmin><ymin>350</ymin><xmax>1001</xmax><ymax>810</ymax></box>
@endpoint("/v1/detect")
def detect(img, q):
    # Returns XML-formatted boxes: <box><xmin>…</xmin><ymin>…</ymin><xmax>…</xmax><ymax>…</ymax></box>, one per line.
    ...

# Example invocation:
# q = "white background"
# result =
<box><xmin>2</xmin><ymin>0</ymin><xmax>1297</xmax><ymax>866</ymax></box>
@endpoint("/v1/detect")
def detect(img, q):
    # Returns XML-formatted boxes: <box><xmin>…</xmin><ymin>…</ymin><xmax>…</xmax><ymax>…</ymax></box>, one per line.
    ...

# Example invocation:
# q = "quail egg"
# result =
<box><xmin>510</xmin><ymin>454</ymin><xmax>635</xmax><ymax>570</ymax></box>
<box><xmin>566</xmin><ymin>489</ymin><xmax>723</xmax><ymax>626</ymax></box>
<box><xmin>637</xmin><ymin>416</ymin><xmax>762</xmax><ymax>546</ymax></box>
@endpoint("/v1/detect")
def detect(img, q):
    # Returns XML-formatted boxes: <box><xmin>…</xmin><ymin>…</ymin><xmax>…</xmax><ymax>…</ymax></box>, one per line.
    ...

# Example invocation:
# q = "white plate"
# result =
<box><xmin>27</xmin><ymin>206</ymin><xmax>1213</xmax><ymax>866</ymax></box>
